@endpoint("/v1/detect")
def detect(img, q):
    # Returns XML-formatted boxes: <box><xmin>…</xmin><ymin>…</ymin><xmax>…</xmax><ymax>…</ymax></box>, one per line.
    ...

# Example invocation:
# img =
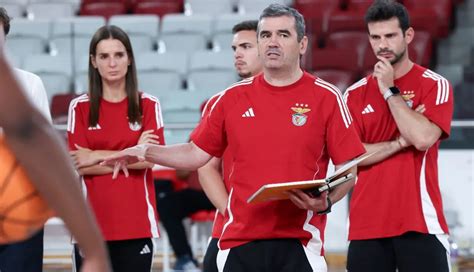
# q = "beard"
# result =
<box><xmin>377</xmin><ymin>47</ymin><xmax>406</xmax><ymax>65</ymax></box>
<box><xmin>238</xmin><ymin>71</ymin><xmax>252</xmax><ymax>79</ymax></box>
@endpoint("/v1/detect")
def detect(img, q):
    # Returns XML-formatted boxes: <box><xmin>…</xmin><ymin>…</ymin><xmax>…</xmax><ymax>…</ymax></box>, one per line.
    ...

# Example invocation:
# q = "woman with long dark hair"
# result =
<box><xmin>67</xmin><ymin>25</ymin><xmax>164</xmax><ymax>271</ymax></box>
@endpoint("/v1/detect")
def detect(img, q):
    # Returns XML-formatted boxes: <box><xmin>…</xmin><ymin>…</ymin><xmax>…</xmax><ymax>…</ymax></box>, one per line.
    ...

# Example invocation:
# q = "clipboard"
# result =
<box><xmin>246</xmin><ymin>152</ymin><xmax>375</xmax><ymax>204</ymax></box>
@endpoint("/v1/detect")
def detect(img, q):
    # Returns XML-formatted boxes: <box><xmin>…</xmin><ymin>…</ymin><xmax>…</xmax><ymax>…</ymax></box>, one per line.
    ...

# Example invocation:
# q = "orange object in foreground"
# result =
<box><xmin>0</xmin><ymin>136</ymin><xmax>53</xmax><ymax>244</ymax></box>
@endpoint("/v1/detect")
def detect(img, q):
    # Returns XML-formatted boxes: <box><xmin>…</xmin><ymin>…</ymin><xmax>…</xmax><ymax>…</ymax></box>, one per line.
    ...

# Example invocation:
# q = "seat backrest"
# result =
<box><xmin>435</xmin><ymin>64</ymin><xmax>463</xmax><ymax>89</ymax></box>
<box><xmin>326</xmin><ymin>31</ymin><xmax>369</xmax><ymax>60</ymax></box>
<box><xmin>26</xmin><ymin>2</ymin><xmax>75</xmax><ymax>19</ymax></box>
<box><xmin>185</xmin><ymin>0</ymin><xmax>234</xmax><ymax>15</ymax></box>
<box><xmin>23</xmin><ymin>54</ymin><xmax>73</xmax><ymax>77</ymax></box>
<box><xmin>80</xmin><ymin>2</ymin><xmax>127</xmax><ymax>19</ymax></box>
<box><xmin>5</xmin><ymin>37</ymin><xmax>47</xmax><ymax>57</ymax></box>
<box><xmin>138</xmin><ymin>71</ymin><xmax>184</xmax><ymax>96</ymax></box>
<box><xmin>51</xmin><ymin>16</ymin><xmax>106</xmax><ymax>38</ymax></box>
<box><xmin>312</xmin><ymin>48</ymin><xmax>360</xmax><ymax>73</ymax></box>
<box><xmin>9</xmin><ymin>18</ymin><xmax>50</xmax><ymax>40</ymax></box>
<box><xmin>160</xmin><ymin>91</ymin><xmax>210</xmax><ymax>111</ymax></box>
<box><xmin>187</xmin><ymin>70</ymin><xmax>238</xmax><ymax>93</ymax></box>
<box><xmin>132</xmin><ymin>1</ymin><xmax>182</xmax><ymax>18</ymax></box>
<box><xmin>1</xmin><ymin>2</ymin><xmax>25</xmax><ymax>18</ymax></box>
<box><xmin>189</xmin><ymin>50</ymin><xmax>234</xmax><ymax>71</ymax></box>
<box><xmin>136</xmin><ymin>51</ymin><xmax>189</xmax><ymax>77</ymax></box>
<box><xmin>237</xmin><ymin>0</ymin><xmax>286</xmax><ymax>14</ymax></box>
<box><xmin>109</xmin><ymin>14</ymin><xmax>160</xmax><ymax>39</ymax></box>
<box><xmin>161</xmin><ymin>14</ymin><xmax>213</xmax><ymax>38</ymax></box>
<box><xmin>159</xmin><ymin>33</ymin><xmax>208</xmax><ymax>53</ymax></box>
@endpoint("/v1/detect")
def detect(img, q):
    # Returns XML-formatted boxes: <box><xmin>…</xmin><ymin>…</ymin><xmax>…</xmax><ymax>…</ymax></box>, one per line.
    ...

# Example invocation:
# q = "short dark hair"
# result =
<box><xmin>0</xmin><ymin>7</ymin><xmax>11</xmax><ymax>35</ymax></box>
<box><xmin>258</xmin><ymin>3</ymin><xmax>306</xmax><ymax>42</ymax></box>
<box><xmin>365</xmin><ymin>0</ymin><xmax>410</xmax><ymax>34</ymax></box>
<box><xmin>232</xmin><ymin>20</ymin><xmax>258</xmax><ymax>34</ymax></box>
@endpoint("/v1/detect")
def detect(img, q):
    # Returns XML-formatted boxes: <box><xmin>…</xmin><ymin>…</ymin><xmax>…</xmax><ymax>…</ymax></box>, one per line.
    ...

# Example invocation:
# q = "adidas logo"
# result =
<box><xmin>140</xmin><ymin>244</ymin><xmax>151</xmax><ymax>255</ymax></box>
<box><xmin>242</xmin><ymin>107</ymin><xmax>255</xmax><ymax>117</ymax></box>
<box><xmin>88</xmin><ymin>124</ymin><xmax>102</xmax><ymax>130</ymax></box>
<box><xmin>362</xmin><ymin>104</ymin><xmax>374</xmax><ymax>114</ymax></box>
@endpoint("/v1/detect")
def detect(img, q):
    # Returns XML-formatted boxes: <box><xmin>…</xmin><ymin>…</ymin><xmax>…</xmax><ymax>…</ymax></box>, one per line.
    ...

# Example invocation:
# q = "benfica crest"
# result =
<box><xmin>402</xmin><ymin>90</ymin><xmax>415</xmax><ymax>108</ymax></box>
<box><xmin>291</xmin><ymin>103</ymin><xmax>311</xmax><ymax>126</ymax></box>
<box><xmin>129</xmin><ymin>121</ymin><xmax>142</xmax><ymax>131</ymax></box>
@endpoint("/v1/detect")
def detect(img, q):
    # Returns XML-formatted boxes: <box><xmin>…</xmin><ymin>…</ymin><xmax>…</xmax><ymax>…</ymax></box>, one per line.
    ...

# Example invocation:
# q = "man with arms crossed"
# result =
<box><xmin>344</xmin><ymin>1</ymin><xmax>453</xmax><ymax>271</ymax></box>
<box><xmin>0</xmin><ymin>11</ymin><xmax>111</xmax><ymax>272</ymax></box>
<box><xmin>198</xmin><ymin>19</ymin><xmax>263</xmax><ymax>272</ymax></box>
<box><xmin>105</xmin><ymin>4</ymin><xmax>365</xmax><ymax>271</ymax></box>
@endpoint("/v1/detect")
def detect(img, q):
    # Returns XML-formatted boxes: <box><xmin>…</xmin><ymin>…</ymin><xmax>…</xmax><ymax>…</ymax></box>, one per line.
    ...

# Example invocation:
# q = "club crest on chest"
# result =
<box><xmin>291</xmin><ymin>103</ymin><xmax>311</xmax><ymax>127</ymax></box>
<box><xmin>129</xmin><ymin>121</ymin><xmax>142</xmax><ymax>131</ymax></box>
<box><xmin>402</xmin><ymin>90</ymin><xmax>415</xmax><ymax>108</ymax></box>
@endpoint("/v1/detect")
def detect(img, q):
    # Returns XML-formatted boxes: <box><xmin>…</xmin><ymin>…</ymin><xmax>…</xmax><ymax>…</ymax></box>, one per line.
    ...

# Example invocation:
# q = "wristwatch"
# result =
<box><xmin>383</xmin><ymin>86</ymin><xmax>400</xmax><ymax>101</ymax></box>
<box><xmin>317</xmin><ymin>195</ymin><xmax>332</xmax><ymax>215</ymax></box>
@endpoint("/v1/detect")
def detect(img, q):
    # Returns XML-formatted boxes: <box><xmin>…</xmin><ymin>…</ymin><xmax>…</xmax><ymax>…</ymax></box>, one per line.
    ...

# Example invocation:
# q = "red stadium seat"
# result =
<box><xmin>326</xmin><ymin>10</ymin><xmax>366</xmax><ymax>35</ymax></box>
<box><xmin>132</xmin><ymin>1</ymin><xmax>182</xmax><ymax>17</ymax></box>
<box><xmin>130</xmin><ymin>0</ymin><xmax>184</xmax><ymax>14</ymax></box>
<box><xmin>409</xmin><ymin>31</ymin><xmax>433</xmax><ymax>68</ymax></box>
<box><xmin>345</xmin><ymin>0</ymin><xmax>373</xmax><ymax>11</ymax></box>
<box><xmin>50</xmin><ymin>93</ymin><xmax>79</xmax><ymax>124</ymax></box>
<box><xmin>312</xmin><ymin>48</ymin><xmax>360</xmax><ymax>73</ymax></box>
<box><xmin>313</xmin><ymin>70</ymin><xmax>358</xmax><ymax>92</ymax></box>
<box><xmin>80</xmin><ymin>2</ymin><xmax>127</xmax><ymax>20</ymax></box>
<box><xmin>294</xmin><ymin>0</ymin><xmax>340</xmax><ymax>38</ymax></box>
<box><xmin>408</xmin><ymin>7</ymin><xmax>451</xmax><ymax>39</ymax></box>
<box><xmin>325</xmin><ymin>31</ymin><xmax>369</xmax><ymax>65</ymax></box>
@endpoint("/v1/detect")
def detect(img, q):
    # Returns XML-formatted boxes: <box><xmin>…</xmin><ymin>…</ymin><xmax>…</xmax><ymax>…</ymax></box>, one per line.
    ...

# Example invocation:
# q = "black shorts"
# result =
<box><xmin>73</xmin><ymin>238</ymin><xmax>154</xmax><ymax>272</ymax></box>
<box><xmin>203</xmin><ymin>238</ymin><xmax>219</xmax><ymax>272</ymax></box>
<box><xmin>0</xmin><ymin>229</ymin><xmax>43</xmax><ymax>272</ymax></box>
<box><xmin>216</xmin><ymin>238</ymin><xmax>327</xmax><ymax>272</ymax></box>
<box><xmin>347</xmin><ymin>232</ymin><xmax>450</xmax><ymax>272</ymax></box>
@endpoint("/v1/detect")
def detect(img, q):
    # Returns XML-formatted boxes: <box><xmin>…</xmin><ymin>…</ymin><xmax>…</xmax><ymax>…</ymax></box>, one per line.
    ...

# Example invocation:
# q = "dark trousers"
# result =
<box><xmin>220</xmin><ymin>239</ymin><xmax>319</xmax><ymax>272</ymax></box>
<box><xmin>74</xmin><ymin>238</ymin><xmax>154</xmax><ymax>272</ymax></box>
<box><xmin>155</xmin><ymin>181</ymin><xmax>215</xmax><ymax>259</ymax></box>
<box><xmin>0</xmin><ymin>228</ymin><xmax>44</xmax><ymax>272</ymax></box>
<box><xmin>347</xmin><ymin>232</ymin><xmax>450</xmax><ymax>272</ymax></box>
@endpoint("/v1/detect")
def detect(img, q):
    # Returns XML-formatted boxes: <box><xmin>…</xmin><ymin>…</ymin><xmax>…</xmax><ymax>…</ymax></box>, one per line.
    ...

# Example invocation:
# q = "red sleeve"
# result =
<box><xmin>190</xmin><ymin>94</ymin><xmax>227</xmax><ymax>158</ymax></box>
<box><xmin>420</xmin><ymin>75</ymin><xmax>454</xmax><ymax>139</ymax></box>
<box><xmin>66</xmin><ymin>98</ymin><xmax>89</xmax><ymax>151</ymax></box>
<box><xmin>344</xmin><ymin>89</ymin><xmax>365</xmax><ymax>141</ymax></box>
<box><xmin>190</xmin><ymin>95</ymin><xmax>220</xmax><ymax>140</ymax></box>
<box><xmin>141</xmin><ymin>94</ymin><xmax>165</xmax><ymax>145</ymax></box>
<box><xmin>326</xmin><ymin>89</ymin><xmax>365</xmax><ymax>165</ymax></box>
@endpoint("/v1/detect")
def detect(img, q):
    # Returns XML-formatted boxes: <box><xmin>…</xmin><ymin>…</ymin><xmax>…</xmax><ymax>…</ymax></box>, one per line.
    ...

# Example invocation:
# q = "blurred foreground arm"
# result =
<box><xmin>0</xmin><ymin>56</ymin><xmax>111</xmax><ymax>272</ymax></box>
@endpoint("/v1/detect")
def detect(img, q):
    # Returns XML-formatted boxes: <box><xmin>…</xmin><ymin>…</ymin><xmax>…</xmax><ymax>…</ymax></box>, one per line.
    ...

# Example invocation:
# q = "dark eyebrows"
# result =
<box><xmin>277</xmin><ymin>29</ymin><xmax>291</xmax><ymax>36</ymax></box>
<box><xmin>259</xmin><ymin>30</ymin><xmax>270</xmax><ymax>37</ymax></box>
<box><xmin>370</xmin><ymin>32</ymin><xmax>398</xmax><ymax>38</ymax></box>
<box><xmin>259</xmin><ymin>29</ymin><xmax>292</xmax><ymax>37</ymax></box>
<box><xmin>239</xmin><ymin>42</ymin><xmax>251</xmax><ymax>47</ymax></box>
<box><xmin>97</xmin><ymin>50</ymin><xmax>126</xmax><ymax>57</ymax></box>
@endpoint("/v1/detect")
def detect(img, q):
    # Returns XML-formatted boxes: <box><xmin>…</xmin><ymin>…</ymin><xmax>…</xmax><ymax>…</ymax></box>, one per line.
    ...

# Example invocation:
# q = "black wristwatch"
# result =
<box><xmin>383</xmin><ymin>86</ymin><xmax>400</xmax><ymax>101</ymax></box>
<box><xmin>317</xmin><ymin>195</ymin><xmax>332</xmax><ymax>215</ymax></box>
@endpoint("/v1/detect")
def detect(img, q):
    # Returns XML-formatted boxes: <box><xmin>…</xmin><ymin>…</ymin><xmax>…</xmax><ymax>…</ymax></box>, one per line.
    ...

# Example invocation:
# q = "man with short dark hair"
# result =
<box><xmin>104</xmin><ymin>4</ymin><xmax>365</xmax><ymax>271</ymax></box>
<box><xmin>344</xmin><ymin>1</ymin><xmax>453</xmax><ymax>271</ymax></box>
<box><xmin>198</xmin><ymin>19</ymin><xmax>262</xmax><ymax>272</ymax></box>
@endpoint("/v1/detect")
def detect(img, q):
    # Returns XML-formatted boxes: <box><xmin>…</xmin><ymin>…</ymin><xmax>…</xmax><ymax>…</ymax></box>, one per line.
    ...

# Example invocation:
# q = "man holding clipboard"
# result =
<box><xmin>102</xmin><ymin>4</ymin><xmax>365</xmax><ymax>271</ymax></box>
